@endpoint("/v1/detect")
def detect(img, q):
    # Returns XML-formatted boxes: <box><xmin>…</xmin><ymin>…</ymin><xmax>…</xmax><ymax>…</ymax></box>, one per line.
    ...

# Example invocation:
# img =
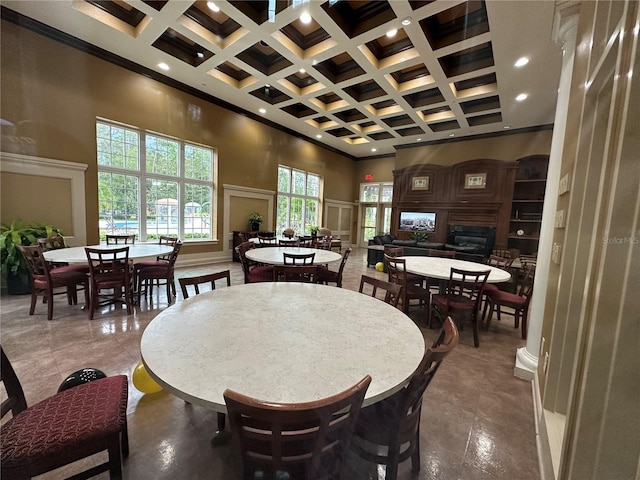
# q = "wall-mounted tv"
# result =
<box><xmin>399</xmin><ymin>212</ymin><xmax>436</xmax><ymax>232</ymax></box>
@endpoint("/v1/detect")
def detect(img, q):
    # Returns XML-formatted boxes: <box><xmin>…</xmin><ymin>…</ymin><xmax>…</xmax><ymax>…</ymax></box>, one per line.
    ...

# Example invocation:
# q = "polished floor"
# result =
<box><xmin>0</xmin><ymin>248</ymin><xmax>539</xmax><ymax>480</ymax></box>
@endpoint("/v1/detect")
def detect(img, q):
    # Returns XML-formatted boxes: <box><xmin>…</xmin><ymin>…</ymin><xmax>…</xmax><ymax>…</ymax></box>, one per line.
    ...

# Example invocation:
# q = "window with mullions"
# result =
<box><xmin>96</xmin><ymin>120</ymin><xmax>216</xmax><ymax>241</ymax></box>
<box><xmin>277</xmin><ymin>166</ymin><xmax>321</xmax><ymax>235</ymax></box>
<box><xmin>360</xmin><ymin>182</ymin><xmax>393</xmax><ymax>242</ymax></box>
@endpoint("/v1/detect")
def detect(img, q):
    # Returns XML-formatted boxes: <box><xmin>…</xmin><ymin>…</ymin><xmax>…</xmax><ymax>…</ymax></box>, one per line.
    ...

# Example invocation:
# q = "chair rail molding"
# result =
<box><xmin>222</xmin><ymin>184</ymin><xmax>274</xmax><ymax>258</ymax></box>
<box><xmin>0</xmin><ymin>152</ymin><xmax>88</xmax><ymax>245</ymax></box>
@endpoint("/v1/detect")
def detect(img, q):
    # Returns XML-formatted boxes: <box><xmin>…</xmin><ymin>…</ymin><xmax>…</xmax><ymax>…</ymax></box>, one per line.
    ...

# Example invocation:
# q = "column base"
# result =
<box><xmin>515</xmin><ymin>346</ymin><xmax>538</xmax><ymax>380</ymax></box>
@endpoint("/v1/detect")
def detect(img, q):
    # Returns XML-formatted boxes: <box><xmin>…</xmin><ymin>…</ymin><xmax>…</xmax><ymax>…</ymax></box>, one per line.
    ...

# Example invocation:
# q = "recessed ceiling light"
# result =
<box><xmin>386</xmin><ymin>29</ymin><xmax>397</xmax><ymax>38</ymax></box>
<box><xmin>516</xmin><ymin>93</ymin><xmax>528</xmax><ymax>102</ymax></box>
<box><xmin>158</xmin><ymin>62</ymin><xmax>170</xmax><ymax>71</ymax></box>
<box><xmin>316</xmin><ymin>134</ymin><xmax>322</xmax><ymax>139</ymax></box>
<box><xmin>504</xmin><ymin>125</ymin><xmax>511</xmax><ymax>129</ymax></box>
<box><xmin>514</xmin><ymin>57</ymin><xmax>529</xmax><ymax>67</ymax></box>
<box><xmin>206</xmin><ymin>2</ymin><xmax>220</xmax><ymax>12</ymax></box>
<box><xmin>371</xmin><ymin>148</ymin><xmax>377</xmax><ymax>152</ymax></box>
<box><xmin>259</xmin><ymin>108</ymin><xmax>266</xmax><ymax>114</ymax></box>
<box><xmin>417</xmin><ymin>138</ymin><xmax>422</xmax><ymax>141</ymax></box>
<box><xmin>299</xmin><ymin>68</ymin><xmax>306</xmax><ymax>74</ymax></box>
<box><xmin>300</xmin><ymin>12</ymin><xmax>312</xmax><ymax>24</ymax></box>
<box><xmin>449</xmin><ymin>133</ymin><xmax>455</xmax><ymax>137</ymax></box>
<box><xmin>196</xmin><ymin>52</ymin><xmax>204</xmax><ymax>59</ymax></box>
<box><xmin>265</xmin><ymin>84</ymin><xmax>271</xmax><ymax>88</ymax></box>
<box><xmin>402</xmin><ymin>17</ymin><xmax>412</xmax><ymax>26</ymax></box>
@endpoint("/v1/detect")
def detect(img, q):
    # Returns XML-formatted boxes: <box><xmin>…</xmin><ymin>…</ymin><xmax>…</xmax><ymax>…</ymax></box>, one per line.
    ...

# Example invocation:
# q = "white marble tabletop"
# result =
<box><xmin>141</xmin><ymin>282</ymin><xmax>425</xmax><ymax>411</ymax></box>
<box><xmin>401</xmin><ymin>256</ymin><xmax>511</xmax><ymax>283</ymax></box>
<box><xmin>245</xmin><ymin>246</ymin><xmax>342</xmax><ymax>265</ymax></box>
<box><xmin>42</xmin><ymin>243</ymin><xmax>174</xmax><ymax>264</ymax></box>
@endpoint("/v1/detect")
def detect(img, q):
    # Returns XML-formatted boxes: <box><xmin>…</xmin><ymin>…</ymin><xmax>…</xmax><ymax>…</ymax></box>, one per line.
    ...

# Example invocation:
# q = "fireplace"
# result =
<box><xmin>446</xmin><ymin>225</ymin><xmax>496</xmax><ymax>258</ymax></box>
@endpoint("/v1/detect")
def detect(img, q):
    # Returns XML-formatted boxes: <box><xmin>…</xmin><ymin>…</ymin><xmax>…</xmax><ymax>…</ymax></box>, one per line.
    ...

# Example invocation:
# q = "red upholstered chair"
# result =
<box><xmin>18</xmin><ymin>245</ymin><xmax>89</xmax><ymax>321</ymax></box>
<box><xmin>236</xmin><ymin>241</ymin><xmax>274</xmax><ymax>283</ymax></box>
<box><xmin>481</xmin><ymin>255</ymin><xmax>515</xmax><ymax>309</ymax></box>
<box><xmin>431</xmin><ymin>268</ymin><xmax>489</xmax><ymax>347</ymax></box>
<box><xmin>0</xmin><ymin>347</ymin><xmax>129</xmax><ymax>480</ymax></box>
<box><xmin>384</xmin><ymin>246</ymin><xmax>423</xmax><ymax>286</ymax></box>
<box><xmin>224</xmin><ymin>375</ymin><xmax>371</xmax><ymax>480</ymax></box>
<box><xmin>85</xmin><ymin>246</ymin><xmax>135</xmax><ymax>320</ymax></box>
<box><xmin>134</xmin><ymin>240</ymin><xmax>182</xmax><ymax>304</ymax></box>
<box><xmin>317</xmin><ymin>247</ymin><xmax>352</xmax><ymax>287</ymax></box>
<box><xmin>483</xmin><ymin>268</ymin><xmax>534</xmax><ymax>339</ymax></box>
<box><xmin>351</xmin><ymin>317</ymin><xmax>459</xmax><ymax>480</ymax></box>
<box><xmin>37</xmin><ymin>235</ymin><xmax>90</xmax><ymax>274</ymax></box>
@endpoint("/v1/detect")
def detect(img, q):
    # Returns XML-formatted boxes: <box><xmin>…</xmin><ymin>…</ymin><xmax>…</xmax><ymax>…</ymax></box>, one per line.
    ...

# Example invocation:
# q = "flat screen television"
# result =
<box><xmin>399</xmin><ymin>212</ymin><xmax>436</xmax><ymax>232</ymax></box>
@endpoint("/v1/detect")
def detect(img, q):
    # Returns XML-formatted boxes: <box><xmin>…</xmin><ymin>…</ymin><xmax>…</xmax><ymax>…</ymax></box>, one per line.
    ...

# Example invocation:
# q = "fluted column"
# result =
<box><xmin>515</xmin><ymin>11</ymin><xmax>579</xmax><ymax>379</ymax></box>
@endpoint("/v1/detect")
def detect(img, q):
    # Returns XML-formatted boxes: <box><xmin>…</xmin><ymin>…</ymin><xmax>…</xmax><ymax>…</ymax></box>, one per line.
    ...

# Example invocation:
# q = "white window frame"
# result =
<box><xmin>96</xmin><ymin>119</ymin><xmax>217</xmax><ymax>242</ymax></box>
<box><xmin>277</xmin><ymin>165</ymin><xmax>322</xmax><ymax>235</ymax></box>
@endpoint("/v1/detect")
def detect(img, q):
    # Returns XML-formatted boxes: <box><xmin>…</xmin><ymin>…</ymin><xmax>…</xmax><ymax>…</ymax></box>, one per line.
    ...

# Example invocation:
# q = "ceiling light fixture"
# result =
<box><xmin>196</xmin><ymin>52</ymin><xmax>204</xmax><ymax>59</ymax></box>
<box><xmin>516</xmin><ymin>93</ymin><xmax>528</xmax><ymax>101</ymax></box>
<box><xmin>299</xmin><ymin>68</ymin><xmax>306</xmax><ymax>74</ymax></box>
<box><xmin>504</xmin><ymin>125</ymin><xmax>511</xmax><ymax>129</ymax></box>
<box><xmin>449</xmin><ymin>133</ymin><xmax>455</xmax><ymax>137</ymax></box>
<box><xmin>402</xmin><ymin>17</ymin><xmax>412</xmax><ymax>26</ymax></box>
<box><xmin>514</xmin><ymin>57</ymin><xmax>529</xmax><ymax>67</ymax></box>
<box><xmin>206</xmin><ymin>2</ymin><xmax>220</xmax><ymax>12</ymax></box>
<box><xmin>386</xmin><ymin>29</ymin><xmax>397</xmax><ymax>38</ymax></box>
<box><xmin>316</xmin><ymin>134</ymin><xmax>322</xmax><ymax>139</ymax></box>
<box><xmin>158</xmin><ymin>62</ymin><xmax>170</xmax><ymax>71</ymax></box>
<box><xmin>417</xmin><ymin>137</ymin><xmax>422</xmax><ymax>141</ymax></box>
<box><xmin>259</xmin><ymin>108</ymin><xmax>267</xmax><ymax>114</ymax></box>
<box><xmin>371</xmin><ymin>148</ymin><xmax>377</xmax><ymax>152</ymax></box>
<box><xmin>300</xmin><ymin>12</ymin><xmax>312</xmax><ymax>24</ymax></box>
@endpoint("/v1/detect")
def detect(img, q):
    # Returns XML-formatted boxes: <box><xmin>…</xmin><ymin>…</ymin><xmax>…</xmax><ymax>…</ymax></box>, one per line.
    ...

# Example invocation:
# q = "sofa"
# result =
<box><xmin>367</xmin><ymin>234</ymin><xmax>486</xmax><ymax>268</ymax></box>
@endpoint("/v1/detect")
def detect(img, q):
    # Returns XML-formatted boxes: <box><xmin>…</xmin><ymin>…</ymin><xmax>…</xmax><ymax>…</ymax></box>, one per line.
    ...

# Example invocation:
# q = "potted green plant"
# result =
<box><xmin>309</xmin><ymin>225</ymin><xmax>319</xmax><ymax>239</ymax></box>
<box><xmin>248</xmin><ymin>212</ymin><xmax>263</xmax><ymax>232</ymax></box>
<box><xmin>409</xmin><ymin>231</ymin><xmax>429</xmax><ymax>242</ymax></box>
<box><xmin>0</xmin><ymin>219</ymin><xmax>64</xmax><ymax>294</ymax></box>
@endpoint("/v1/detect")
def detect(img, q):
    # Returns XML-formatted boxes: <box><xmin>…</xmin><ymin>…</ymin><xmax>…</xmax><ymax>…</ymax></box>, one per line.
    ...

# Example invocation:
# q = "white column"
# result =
<box><xmin>515</xmin><ymin>12</ymin><xmax>579</xmax><ymax>379</ymax></box>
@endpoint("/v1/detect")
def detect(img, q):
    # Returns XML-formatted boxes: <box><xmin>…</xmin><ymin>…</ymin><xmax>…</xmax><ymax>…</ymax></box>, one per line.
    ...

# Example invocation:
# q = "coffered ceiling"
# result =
<box><xmin>1</xmin><ymin>0</ymin><xmax>563</xmax><ymax>159</ymax></box>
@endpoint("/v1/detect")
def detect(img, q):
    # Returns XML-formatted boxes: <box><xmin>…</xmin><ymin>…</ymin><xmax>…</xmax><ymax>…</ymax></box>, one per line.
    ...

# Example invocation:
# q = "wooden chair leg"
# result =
<box><xmin>107</xmin><ymin>435</ymin><xmax>123</xmax><ymax>480</ymax></box>
<box><xmin>47</xmin><ymin>291</ymin><xmax>54</xmax><ymax>320</ymax></box>
<box><xmin>29</xmin><ymin>291</ymin><xmax>37</xmax><ymax>315</ymax></box>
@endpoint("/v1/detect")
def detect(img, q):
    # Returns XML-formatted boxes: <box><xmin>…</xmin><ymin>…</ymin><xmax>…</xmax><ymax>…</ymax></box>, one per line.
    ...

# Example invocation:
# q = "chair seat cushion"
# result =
<box><xmin>486</xmin><ymin>290</ymin><xmax>526</xmax><ymax>307</ymax></box>
<box><xmin>432</xmin><ymin>294</ymin><xmax>475</xmax><ymax>311</ymax></box>
<box><xmin>248</xmin><ymin>265</ymin><xmax>275</xmax><ymax>282</ymax></box>
<box><xmin>50</xmin><ymin>264</ymin><xmax>90</xmax><ymax>274</ymax></box>
<box><xmin>0</xmin><ymin>375</ymin><xmax>128</xmax><ymax>468</ymax></box>
<box><xmin>316</xmin><ymin>266</ymin><xmax>337</xmax><ymax>282</ymax></box>
<box><xmin>482</xmin><ymin>283</ymin><xmax>500</xmax><ymax>292</ymax></box>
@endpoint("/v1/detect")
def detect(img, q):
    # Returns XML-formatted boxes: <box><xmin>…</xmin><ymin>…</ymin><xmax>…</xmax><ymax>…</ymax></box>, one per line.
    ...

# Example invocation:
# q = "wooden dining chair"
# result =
<box><xmin>1</xmin><ymin>346</ymin><xmax>129</xmax><ymax>480</ymax></box>
<box><xmin>384</xmin><ymin>254</ymin><xmax>430</xmax><ymax>323</ymax></box>
<box><xmin>359</xmin><ymin>274</ymin><xmax>403</xmax><ymax>308</ymax></box>
<box><xmin>384</xmin><ymin>246</ymin><xmax>423</xmax><ymax>285</ymax></box>
<box><xmin>278</xmin><ymin>237</ymin><xmax>300</xmax><ymax>247</ymax></box>
<box><xmin>105</xmin><ymin>234</ymin><xmax>136</xmax><ymax>245</ymax></box>
<box><xmin>351</xmin><ymin>318</ymin><xmax>459</xmax><ymax>480</ymax></box>
<box><xmin>224</xmin><ymin>375</ymin><xmax>371</xmax><ymax>480</ymax></box>
<box><xmin>37</xmin><ymin>235</ymin><xmax>90</xmax><ymax>273</ymax></box>
<box><xmin>316</xmin><ymin>235</ymin><xmax>333</xmax><ymax>250</ymax></box>
<box><xmin>17</xmin><ymin>245</ymin><xmax>89</xmax><ymax>321</ymax></box>
<box><xmin>274</xmin><ymin>264</ymin><xmax>319</xmax><ymax>283</ymax></box>
<box><xmin>179</xmin><ymin>270</ymin><xmax>231</xmax><ymax>299</ymax></box>
<box><xmin>430</xmin><ymin>268</ymin><xmax>490</xmax><ymax>347</ymax></box>
<box><xmin>236</xmin><ymin>242</ymin><xmax>274</xmax><ymax>283</ymax></box>
<box><xmin>317</xmin><ymin>247</ymin><xmax>352</xmax><ymax>287</ymax></box>
<box><xmin>282</xmin><ymin>228</ymin><xmax>295</xmax><ymax>238</ymax></box>
<box><xmin>85</xmin><ymin>246</ymin><xmax>134</xmax><ymax>320</ymax></box>
<box><xmin>156</xmin><ymin>235</ymin><xmax>178</xmax><ymax>261</ymax></box>
<box><xmin>483</xmin><ymin>268</ymin><xmax>534</xmax><ymax>339</ymax></box>
<box><xmin>257</xmin><ymin>235</ymin><xmax>277</xmax><ymax>246</ymax></box>
<box><xmin>481</xmin><ymin>255</ymin><xmax>515</xmax><ymax>307</ymax></box>
<box><xmin>282</xmin><ymin>251</ymin><xmax>315</xmax><ymax>265</ymax></box>
<box><xmin>134</xmin><ymin>240</ymin><xmax>183</xmax><ymax>304</ymax></box>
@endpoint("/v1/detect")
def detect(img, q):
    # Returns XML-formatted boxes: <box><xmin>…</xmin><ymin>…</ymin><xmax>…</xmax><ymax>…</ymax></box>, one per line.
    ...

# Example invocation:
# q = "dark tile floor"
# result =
<box><xmin>0</xmin><ymin>248</ymin><xmax>539</xmax><ymax>479</ymax></box>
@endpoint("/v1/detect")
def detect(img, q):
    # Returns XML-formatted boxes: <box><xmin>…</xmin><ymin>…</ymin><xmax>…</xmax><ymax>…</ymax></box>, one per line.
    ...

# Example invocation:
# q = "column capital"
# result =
<box><xmin>553</xmin><ymin>2</ymin><xmax>580</xmax><ymax>45</ymax></box>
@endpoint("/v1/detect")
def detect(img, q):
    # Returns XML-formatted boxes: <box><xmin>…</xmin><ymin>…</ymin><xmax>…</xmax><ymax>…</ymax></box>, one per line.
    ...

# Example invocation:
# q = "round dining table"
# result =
<box><xmin>401</xmin><ymin>256</ymin><xmax>512</xmax><ymax>283</ymax></box>
<box><xmin>141</xmin><ymin>282</ymin><xmax>425</xmax><ymax>411</ymax></box>
<box><xmin>245</xmin><ymin>246</ymin><xmax>342</xmax><ymax>265</ymax></box>
<box><xmin>42</xmin><ymin>243</ymin><xmax>174</xmax><ymax>264</ymax></box>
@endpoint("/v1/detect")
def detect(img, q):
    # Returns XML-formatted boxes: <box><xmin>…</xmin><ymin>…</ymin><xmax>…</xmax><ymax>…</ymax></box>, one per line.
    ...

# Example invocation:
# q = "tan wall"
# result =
<box><xmin>0</xmin><ymin>20</ymin><xmax>355</xmax><ymax>250</ymax></box>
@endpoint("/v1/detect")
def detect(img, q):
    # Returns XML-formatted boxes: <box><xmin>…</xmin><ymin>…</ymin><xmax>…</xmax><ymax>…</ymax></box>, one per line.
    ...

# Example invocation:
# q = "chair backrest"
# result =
<box><xmin>85</xmin><ymin>246</ymin><xmax>131</xmax><ymax>285</ymax></box>
<box><xmin>384</xmin><ymin>246</ymin><xmax>404</xmax><ymax>257</ymax></box>
<box><xmin>359</xmin><ymin>274</ymin><xmax>402</xmax><ymax>308</ymax></box>
<box><xmin>298</xmin><ymin>236</ymin><xmax>313</xmax><ymax>247</ymax></box>
<box><xmin>279</xmin><ymin>238</ymin><xmax>300</xmax><ymax>247</ymax></box>
<box><xmin>487</xmin><ymin>254</ymin><xmax>514</xmax><ymax>269</ymax></box>
<box><xmin>395</xmin><ymin>317</ymin><xmax>459</xmax><ymax>444</ymax></box>
<box><xmin>384</xmin><ymin>254</ymin><xmax>409</xmax><ymax>286</ymax></box>
<box><xmin>1</xmin><ymin>346</ymin><xmax>28</xmax><ymax>419</ymax></box>
<box><xmin>283</xmin><ymin>252</ymin><xmax>315</xmax><ymax>265</ymax></box>
<box><xmin>282</xmin><ymin>228</ymin><xmax>295</xmax><ymax>238</ymax></box>
<box><xmin>258</xmin><ymin>235</ymin><xmax>277</xmax><ymax>246</ymax></box>
<box><xmin>491</xmin><ymin>248</ymin><xmax>512</xmax><ymax>259</ymax></box>
<box><xmin>164</xmin><ymin>240</ymin><xmax>183</xmax><ymax>271</ymax></box>
<box><xmin>237</xmin><ymin>232</ymin><xmax>248</xmax><ymax>243</ymax></box>
<box><xmin>428</xmin><ymin>249</ymin><xmax>456</xmax><ymax>258</ymax></box>
<box><xmin>517</xmin><ymin>268</ymin><xmax>535</xmax><ymax>301</ymax></box>
<box><xmin>179</xmin><ymin>270</ymin><xmax>231</xmax><ymax>299</ymax></box>
<box><xmin>316</xmin><ymin>236</ymin><xmax>332</xmax><ymax>250</ymax></box>
<box><xmin>157</xmin><ymin>235</ymin><xmax>178</xmax><ymax>260</ymax></box>
<box><xmin>318</xmin><ymin>227</ymin><xmax>332</xmax><ymax>237</ymax></box>
<box><xmin>106</xmin><ymin>234</ymin><xmax>135</xmax><ymax>245</ymax></box>
<box><xmin>224</xmin><ymin>375</ymin><xmax>371</xmax><ymax>480</ymax></box>
<box><xmin>17</xmin><ymin>244</ymin><xmax>50</xmax><ymax>280</ymax></box>
<box><xmin>236</xmin><ymin>241</ymin><xmax>256</xmax><ymax>282</ymax></box>
<box><xmin>274</xmin><ymin>264</ymin><xmax>318</xmax><ymax>283</ymax></box>
<box><xmin>447</xmin><ymin>268</ymin><xmax>490</xmax><ymax>310</ymax></box>
<box><xmin>37</xmin><ymin>235</ymin><xmax>67</xmax><ymax>251</ymax></box>
<box><xmin>335</xmin><ymin>247</ymin><xmax>352</xmax><ymax>277</ymax></box>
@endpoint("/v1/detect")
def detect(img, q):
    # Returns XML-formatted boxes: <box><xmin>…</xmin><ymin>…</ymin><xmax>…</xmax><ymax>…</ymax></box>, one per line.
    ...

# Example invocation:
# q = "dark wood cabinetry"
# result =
<box><xmin>507</xmin><ymin>156</ymin><xmax>549</xmax><ymax>255</ymax></box>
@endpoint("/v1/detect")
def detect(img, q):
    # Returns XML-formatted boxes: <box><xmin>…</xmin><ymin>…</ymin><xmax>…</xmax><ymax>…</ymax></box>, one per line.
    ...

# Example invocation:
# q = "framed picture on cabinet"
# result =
<box><xmin>464</xmin><ymin>173</ymin><xmax>487</xmax><ymax>189</ymax></box>
<box><xmin>412</xmin><ymin>176</ymin><xmax>430</xmax><ymax>190</ymax></box>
